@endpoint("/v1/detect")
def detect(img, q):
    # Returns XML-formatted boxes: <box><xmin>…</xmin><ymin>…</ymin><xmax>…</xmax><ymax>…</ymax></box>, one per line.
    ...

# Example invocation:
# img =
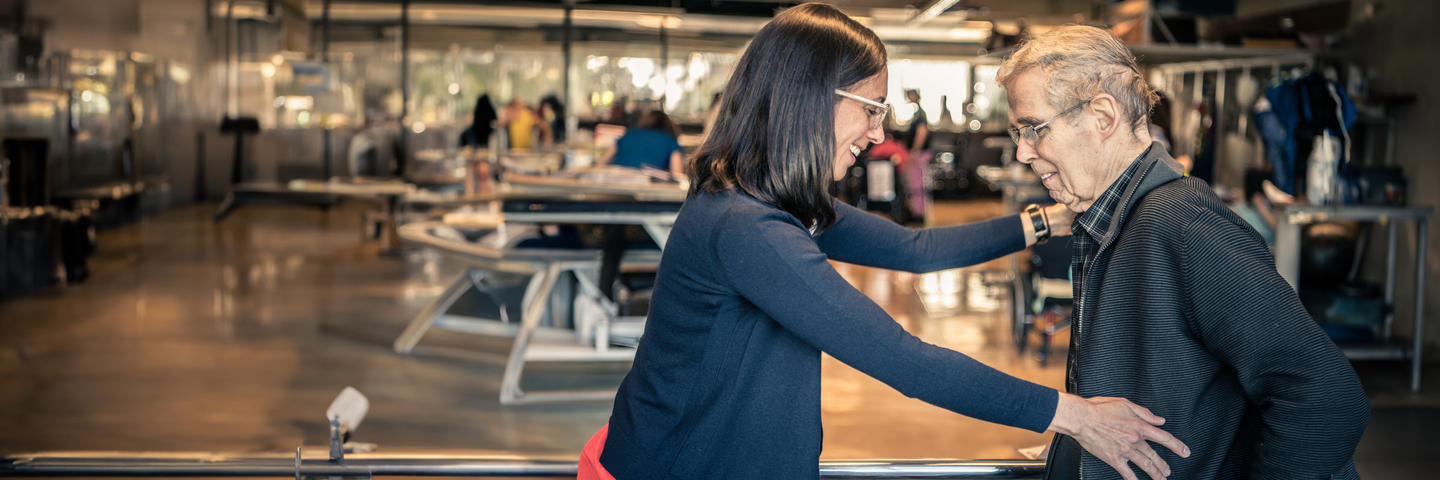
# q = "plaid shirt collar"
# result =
<box><xmin>1072</xmin><ymin>146</ymin><xmax>1151</xmax><ymax>244</ymax></box>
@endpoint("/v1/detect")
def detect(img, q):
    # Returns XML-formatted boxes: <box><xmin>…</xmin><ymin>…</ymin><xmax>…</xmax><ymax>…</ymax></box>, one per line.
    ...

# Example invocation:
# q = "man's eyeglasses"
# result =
<box><xmin>835</xmin><ymin>89</ymin><xmax>890</xmax><ymax>130</ymax></box>
<box><xmin>1008</xmin><ymin>99</ymin><xmax>1090</xmax><ymax>147</ymax></box>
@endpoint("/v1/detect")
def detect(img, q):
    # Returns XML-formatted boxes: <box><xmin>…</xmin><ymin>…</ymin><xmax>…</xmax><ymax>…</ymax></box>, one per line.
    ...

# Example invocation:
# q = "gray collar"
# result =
<box><xmin>1096</xmin><ymin>142</ymin><xmax>1187</xmax><ymax>251</ymax></box>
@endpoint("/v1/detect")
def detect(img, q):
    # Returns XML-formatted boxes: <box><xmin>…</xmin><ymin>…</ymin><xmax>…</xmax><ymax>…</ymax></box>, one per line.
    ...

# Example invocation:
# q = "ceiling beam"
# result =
<box><xmin>908</xmin><ymin>0</ymin><xmax>962</xmax><ymax>25</ymax></box>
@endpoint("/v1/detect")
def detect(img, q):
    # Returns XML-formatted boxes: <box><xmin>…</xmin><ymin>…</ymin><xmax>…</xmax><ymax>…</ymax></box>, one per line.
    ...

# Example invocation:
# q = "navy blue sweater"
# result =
<box><xmin>600</xmin><ymin>190</ymin><xmax>1060</xmax><ymax>479</ymax></box>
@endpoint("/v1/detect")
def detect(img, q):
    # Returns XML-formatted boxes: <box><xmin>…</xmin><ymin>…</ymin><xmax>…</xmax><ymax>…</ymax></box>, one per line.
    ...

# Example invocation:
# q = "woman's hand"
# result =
<box><xmin>1044</xmin><ymin>204</ymin><xmax>1074</xmax><ymax>237</ymax></box>
<box><xmin>1048</xmin><ymin>393</ymin><xmax>1190</xmax><ymax>480</ymax></box>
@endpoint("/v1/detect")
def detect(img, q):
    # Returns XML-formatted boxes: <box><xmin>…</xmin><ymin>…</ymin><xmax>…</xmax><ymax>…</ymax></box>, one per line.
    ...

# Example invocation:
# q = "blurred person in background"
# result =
<box><xmin>459</xmin><ymin>93</ymin><xmax>497</xmax><ymax>148</ymax></box>
<box><xmin>497</xmin><ymin>98</ymin><xmax>551</xmax><ymax>150</ymax></box>
<box><xmin>539</xmin><ymin>94</ymin><xmax>566</xmax><ymax>144</ymax></box>
<box><xmin>901</xmin><ymin>89</ymin><xmax>932</xmax><ymax>222</ymax></box>
<box><xmin>904</xmin><ymin>88</ymin><xmax>930</xmax><ymax>153</ymax></box>
<box><xmin>597</xmin><ymin>110</ymin><xmax>684</xmax><ymax>176</ymax></box>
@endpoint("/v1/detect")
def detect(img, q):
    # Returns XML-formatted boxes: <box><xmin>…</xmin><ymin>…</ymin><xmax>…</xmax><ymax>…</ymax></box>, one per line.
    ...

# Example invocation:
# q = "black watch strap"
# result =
<box><xmin>1025</xmin><ymin>204</ymin><xmax>1050</xmax><ymax>242</ymax></box>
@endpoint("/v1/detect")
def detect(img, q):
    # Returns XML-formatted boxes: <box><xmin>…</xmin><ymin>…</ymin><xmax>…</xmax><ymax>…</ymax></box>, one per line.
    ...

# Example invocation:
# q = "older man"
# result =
<box><xmin>1000</xmin><ymin>26</ymin><xmax>1369</xmax><ymax>480</ymax></box>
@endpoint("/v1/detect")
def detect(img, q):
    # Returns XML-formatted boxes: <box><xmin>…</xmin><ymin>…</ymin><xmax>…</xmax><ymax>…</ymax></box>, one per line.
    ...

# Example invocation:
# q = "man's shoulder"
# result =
<box><xmin>1125</xmin><ymin>178</ymin><xmax>1269</xmax><ymax>251</ymax></box>
<box><xmin>1122</xmin><ymin>178</ymin><xmax>1205</xmax><ymax>228</ymax></box>
<box><xmin>1129</xmin><ymin>178</ymin><xmax>1232</xmax><ymax>224</ymax></box>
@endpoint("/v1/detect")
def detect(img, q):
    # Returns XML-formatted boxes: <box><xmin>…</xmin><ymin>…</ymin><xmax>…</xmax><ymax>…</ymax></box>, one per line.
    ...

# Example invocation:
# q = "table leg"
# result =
<box><xmin>1412</xmin><ymin>220</ymin><xmax>1427</xmax><ymax>393</ymax></box>
<box><xmin>378</xmin><ymin>195</ymin><xmax>401</xmax><ymax>253</ymax></box>
<box><xmin>640</xmin><ymin>222</ymin><xmax>671</xmax><ymax>250</ymax></box>
<box><xmin>393</xmin><ymin>269</ymin><xmax>476</xmax><ymax>353</ymax></box>
<box><xmin>1386</xmin><ymin>221</ymin><xmax>1398</xmax><ymax>339</ymax></box>
<box><xmin>1275</xmin><ymin>216</ymin><xmax>1303</xmax><ymax>290</ymax></box>
<box><xmin>500</xmin><ymin>262</ymin><xmax>563</xmax><ymax>405</ymax></box>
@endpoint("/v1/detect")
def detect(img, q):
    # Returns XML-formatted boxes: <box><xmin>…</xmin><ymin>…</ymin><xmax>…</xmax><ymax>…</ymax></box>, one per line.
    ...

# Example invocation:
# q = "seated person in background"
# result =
<box><xmin>593</xmin><ymin>110</ymin><xmax>687</xmax><ymax>303</ymax></box>
<box><xmin>598</xmin><ymin>110</ymin><xmax>685</xmax><ymax>177</ymax></box>
<box><xmin>1230</xmin><ymin>169</ymin><xmax>1291</xmax><ymax>247</ymax></box>
<box><xmin>1000</xmin><ymin>25</ymin><xmax>1369</xmax><ymax>480</ymax></box>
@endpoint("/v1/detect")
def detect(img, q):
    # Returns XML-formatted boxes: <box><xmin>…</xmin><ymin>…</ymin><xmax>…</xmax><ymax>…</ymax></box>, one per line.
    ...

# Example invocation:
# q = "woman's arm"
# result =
<box><xmin>716</xmin><ymin>208</ymin><xmax>1057</xmax><ymax>430</ymax></box>
<box><xmin>537</xmin><ymin>118</ymin><xmax>554</xmax><ymax>146</ymax></box>
<box><xmin>596</xmin><ymin>140</ymin><xmax>618</xmax><ymax>166</ymax></box>
<box><xmin>668</xmin><ymin>151</ymin><xmax>685</xmax><ymax>176</ymax></box>
<box><xmin>815</xmin><ymin>201</ymin><xmax>1070</xmax><ymax>272</ymax></box>
<box><xmin>716</xmin><ymin>208</ymin><xmax>1187</xmax><ymax>479</ymax></box>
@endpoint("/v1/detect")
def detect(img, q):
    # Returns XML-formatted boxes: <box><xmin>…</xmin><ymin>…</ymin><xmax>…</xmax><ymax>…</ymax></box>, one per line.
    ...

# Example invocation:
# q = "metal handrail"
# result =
<box><xmin>1</xmin><ymin>452</ymin><xmax>1044</xmax><ymax>479</ymax></box>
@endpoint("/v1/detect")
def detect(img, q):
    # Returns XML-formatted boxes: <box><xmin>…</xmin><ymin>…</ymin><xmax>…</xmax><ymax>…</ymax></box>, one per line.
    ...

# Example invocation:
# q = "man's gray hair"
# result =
<box><xmin>997</xmin><ymin>25</ymin><xmax>1157</xmax><ymax>131</ymax></box>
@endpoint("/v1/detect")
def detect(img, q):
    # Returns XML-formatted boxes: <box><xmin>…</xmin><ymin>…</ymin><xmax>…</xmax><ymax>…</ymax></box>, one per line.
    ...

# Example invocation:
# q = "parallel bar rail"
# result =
<box><xmin>1</xmin><ymin>454</ymin><xmax>1045</xmax><ymax>479</ymax></box>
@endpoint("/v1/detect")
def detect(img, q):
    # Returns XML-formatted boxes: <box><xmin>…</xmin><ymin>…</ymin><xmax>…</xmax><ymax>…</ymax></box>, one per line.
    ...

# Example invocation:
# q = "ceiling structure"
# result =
<box><xmin>211</xmin><ymin>1</ymin><xmax>1339</xmax><ymax>60</ymax></box>
<box><xmin>218</xmin><ymin>0</ymin><xmax>1106</xmax><ymax>45</ymax></box>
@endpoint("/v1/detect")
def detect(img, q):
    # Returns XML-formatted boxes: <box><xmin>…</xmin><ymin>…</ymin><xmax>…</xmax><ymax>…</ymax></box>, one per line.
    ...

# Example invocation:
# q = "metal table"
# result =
<box><xmin>1273</xmin><ymin>204</ymin><xmax>1433</xmax><ymax>392</ymax></box>
<box><xmin>286</xmin><ymin>179</ymin><xmax>416</xmax><ymax>252</ymax></box>
<box><xmin>394</xmin><ymin>187</ymin><xmax>685</xmax><ymax>405</ymax></box>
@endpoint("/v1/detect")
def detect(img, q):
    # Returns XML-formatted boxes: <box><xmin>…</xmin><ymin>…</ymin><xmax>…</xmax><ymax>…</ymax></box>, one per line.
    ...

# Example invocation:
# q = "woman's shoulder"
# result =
<box><xmin>687</xmin><ymin>190</ymin><xmax>804</xmax><ymax>231</ymax></box>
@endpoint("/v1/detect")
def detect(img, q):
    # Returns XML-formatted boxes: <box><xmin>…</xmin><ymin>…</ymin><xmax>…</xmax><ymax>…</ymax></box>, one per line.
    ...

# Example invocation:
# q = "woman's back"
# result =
<box><xmin>601</xmin><ymin>190</ymin><xmax>829</xmax><ymax>479</ymax></box>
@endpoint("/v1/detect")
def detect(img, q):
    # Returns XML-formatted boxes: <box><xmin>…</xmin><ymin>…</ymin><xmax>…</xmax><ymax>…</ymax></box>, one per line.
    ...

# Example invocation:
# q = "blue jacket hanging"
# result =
<box><xmin>1253</xmin><ymin>73</ymin><xmax>1356</xmax><ymax>195</ymax></box>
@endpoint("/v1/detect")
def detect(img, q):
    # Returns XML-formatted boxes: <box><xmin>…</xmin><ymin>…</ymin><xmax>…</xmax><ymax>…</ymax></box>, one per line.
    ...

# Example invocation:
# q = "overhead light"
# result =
<box><xmin>909</xmin><ymin>0</ymin><xmax>963</xmax><ymax>26</ymax></box>
<box><xmin>285</xmin><ymin>96</ymin><xmax>314</xmax><ymax>110</ymax></box>
<box><xmin>946</xmin><ymin>27</ymin><xmax>988</xmax><ymax>42</ymax></box>
<box><xmin>635</xmin><ymin>15</ymin><xmax>681</xmax><ymax>29</ymax></box>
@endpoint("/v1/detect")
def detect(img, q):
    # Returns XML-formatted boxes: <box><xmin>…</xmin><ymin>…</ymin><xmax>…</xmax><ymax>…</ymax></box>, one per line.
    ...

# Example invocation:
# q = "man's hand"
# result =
<box><xmin>1048</xmin><ymin>393</ymin><xmax>1190</xmax><ymax>480</ymax></box>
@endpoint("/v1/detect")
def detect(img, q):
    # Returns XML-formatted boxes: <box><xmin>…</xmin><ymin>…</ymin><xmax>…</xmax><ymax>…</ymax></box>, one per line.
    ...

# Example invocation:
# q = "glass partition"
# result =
<box><xmin>887</xmin><ymin>59</ymin><xmax>971</xmax><ymax>129</ymax></box>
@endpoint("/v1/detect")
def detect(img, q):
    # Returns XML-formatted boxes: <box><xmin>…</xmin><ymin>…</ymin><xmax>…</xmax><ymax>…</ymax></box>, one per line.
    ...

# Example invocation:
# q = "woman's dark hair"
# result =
<box><xmin>637</xmin><ymin>110</ymin><xmax>680</xmax><ymax>139</ymax></box>
<box><xmin>689</xmin><ymin>2</ymin><xmax>886</xmax><ymax>230</ymax></box>
<box><xmin>539</xmin><ymin>94</ymin><xmax>566</xmax><ymax>141</ymax></box>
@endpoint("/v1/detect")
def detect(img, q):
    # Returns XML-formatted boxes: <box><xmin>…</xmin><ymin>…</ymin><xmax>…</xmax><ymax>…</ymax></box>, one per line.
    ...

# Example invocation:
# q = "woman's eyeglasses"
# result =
<box><xmin>834</xmin><ymin>89</ymin><xmax>890</xmax><ymax>129</ymax></box>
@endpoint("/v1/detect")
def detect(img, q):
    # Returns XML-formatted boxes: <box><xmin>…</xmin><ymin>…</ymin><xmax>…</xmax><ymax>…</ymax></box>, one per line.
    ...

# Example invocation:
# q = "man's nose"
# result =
<box><xmin>1015</xmin><ymin>140</ymin><xmax>1038</xmax><ymax>164</ymax></box>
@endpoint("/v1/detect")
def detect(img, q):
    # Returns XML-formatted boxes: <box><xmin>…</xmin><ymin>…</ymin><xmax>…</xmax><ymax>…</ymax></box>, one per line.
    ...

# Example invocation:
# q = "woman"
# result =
<box><xmin>497</xmin><ymin>98</ymin><xmax>551</xmax><ymax>150</ymax></box>
<box><xmin>580</xmin><ymin>4</ymin><xmax>1188</xmax><ymax>479</ymax></box>
<box><xmin>539</xmin><ymin>94</ymin><xmax>566</xmax><ymax>144</ymax></box>
<box><xmin>597</xmin><ymin>110</ymin><xmax>685</xmax><ymax>176</ymax></box>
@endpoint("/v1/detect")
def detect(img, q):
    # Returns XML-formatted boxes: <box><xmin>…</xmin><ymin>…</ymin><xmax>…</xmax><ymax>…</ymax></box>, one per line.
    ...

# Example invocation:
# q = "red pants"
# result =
<box><xmin>577</xmin><ymin>424</ymin><xmax>616</xmax><ymax>480</ymax></box>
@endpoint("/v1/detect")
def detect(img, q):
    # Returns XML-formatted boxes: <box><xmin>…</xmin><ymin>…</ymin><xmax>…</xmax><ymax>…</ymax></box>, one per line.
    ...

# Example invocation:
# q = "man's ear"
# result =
<box><xmin>1088</xmin><ymin>94</ymin><xmax>1122</xmax><ymax>138</ymax></box>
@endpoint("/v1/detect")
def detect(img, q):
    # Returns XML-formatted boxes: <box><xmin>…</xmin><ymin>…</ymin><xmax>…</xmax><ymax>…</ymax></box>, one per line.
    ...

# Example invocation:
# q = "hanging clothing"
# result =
<box><xmin>1253</xmin><ymin>74</ymin><xmax>1357</xmax><ymax>195</ymax></box>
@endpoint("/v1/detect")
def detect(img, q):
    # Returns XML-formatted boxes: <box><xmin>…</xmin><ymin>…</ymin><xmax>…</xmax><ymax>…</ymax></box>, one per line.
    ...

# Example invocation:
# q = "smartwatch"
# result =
<box><xmin>1024</xmin><ymin>204</ymin><xmax>1050</xmax><ymax>243</ymax></box>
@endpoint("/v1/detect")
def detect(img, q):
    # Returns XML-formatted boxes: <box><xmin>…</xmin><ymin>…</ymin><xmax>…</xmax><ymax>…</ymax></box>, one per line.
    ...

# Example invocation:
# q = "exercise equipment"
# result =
<box><xmin>1299</xmin><ymin>221</ymin><xmax>1358</xmax><ymax>289</ymax></box>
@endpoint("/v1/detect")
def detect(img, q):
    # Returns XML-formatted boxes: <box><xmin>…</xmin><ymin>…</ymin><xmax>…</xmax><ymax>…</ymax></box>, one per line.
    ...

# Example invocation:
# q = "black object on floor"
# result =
<box><xmin>3</xmin><ymin>138</ymin><xmax>50</xmax><ymax>207</ymax></box>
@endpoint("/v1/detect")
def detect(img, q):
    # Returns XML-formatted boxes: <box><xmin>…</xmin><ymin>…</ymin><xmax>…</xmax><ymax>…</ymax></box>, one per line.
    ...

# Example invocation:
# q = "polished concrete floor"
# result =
<box><xmin>1</xmin><ymin>200</ymin><xmax>1437</xmax><ymax>477</ymax></box>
